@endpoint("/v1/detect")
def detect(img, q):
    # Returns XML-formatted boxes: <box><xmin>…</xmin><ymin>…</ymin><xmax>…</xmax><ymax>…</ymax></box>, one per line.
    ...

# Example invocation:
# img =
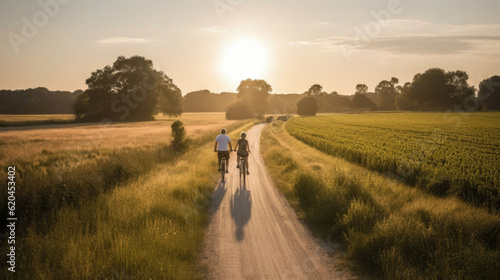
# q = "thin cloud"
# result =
<box><xmin>378</xmin><ymin>19</ymin><xmax>431</xmax><ymax>27</ymax></box>
<box><xmin>291</xmin><ymin>35</ymin><xmax>500</xmax><ymax>55</ymax></box>
<box><xmin>290</xmin><ymin>19</ymin><xmax>500</xmax><ymax>56</ymax></box>
<box><xmin>201</xmin><ymin>25</ymin><xmax>228</xmax><ymax>33</ymax></box>
<box><xmin>450</xmin><ymin>24</ymin><xmax>500</xmax><ymax>34</ymax></box>
<box><xmin>289</xmin><ymin>36</ymin><xmax>352</xmax><ymax>47</ymax></box>
<box><xmin>361</xmin><ymin>36</ymin><xmax>500</xmax><ymax>55</ymax></box>
<box><xmin>97</xmin><ymin>37</ymin><xmax>150</xmax><ymax>44</ymax></box>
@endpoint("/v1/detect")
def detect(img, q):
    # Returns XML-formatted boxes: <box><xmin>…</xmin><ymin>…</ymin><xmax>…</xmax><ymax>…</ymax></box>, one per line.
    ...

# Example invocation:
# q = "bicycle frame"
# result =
<box><xmin>220</xmin><ymin>155</ymin><xmax>228</xmax><ymax>181</ymax></box>
<box><xmin>239</xmin><ymin>156</ymin><xmax>247</xmax><ymax>187</ymax></box>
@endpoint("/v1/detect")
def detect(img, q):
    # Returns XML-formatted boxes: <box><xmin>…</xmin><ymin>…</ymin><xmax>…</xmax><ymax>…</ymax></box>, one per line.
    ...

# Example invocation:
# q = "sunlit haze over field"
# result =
<box><xmin>1</xmin><ymin>0</ymin><xmax>500</xmax><ymax>94</ymax></box>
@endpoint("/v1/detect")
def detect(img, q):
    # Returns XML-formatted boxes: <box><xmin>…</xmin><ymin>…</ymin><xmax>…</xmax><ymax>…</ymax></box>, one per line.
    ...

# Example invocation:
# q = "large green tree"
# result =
<box><xmin>73</xmin><ymin>56</ymin><xmax>182</xmax><ymax>121</ymax></box>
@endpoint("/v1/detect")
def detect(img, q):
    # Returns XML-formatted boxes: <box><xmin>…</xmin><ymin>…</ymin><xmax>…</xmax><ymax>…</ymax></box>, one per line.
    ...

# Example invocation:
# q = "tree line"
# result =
<box><xmin>221</xmin><ymin>68</ymin><xmax>500</xmax><ymax>119</ymax></box>
<box><xmin>297</xmin><ymin>69</ymin><xmax>500</xmax><ymax>116</ymax></box>
<box><xmin>0</xmin><ymin>88</ymin><xmax>81</xmax><ymax>114</ymax></box>
<box><xmin>1</xmin><ymin>56</ymin><xmax>499</xmax><ymax>120</ymax></box>
<box><xmin>293</xmin><ymin>70</ymin><xmax>500</xmax><ymax>117</ymax></box>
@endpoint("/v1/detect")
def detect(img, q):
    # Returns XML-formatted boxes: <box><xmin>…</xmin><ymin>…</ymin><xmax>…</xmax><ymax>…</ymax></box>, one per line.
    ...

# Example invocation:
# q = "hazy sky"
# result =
<box><xmin>1</xmin><ymin>0</ymin><xmax>499</xmax><ymax>95</ymax></box>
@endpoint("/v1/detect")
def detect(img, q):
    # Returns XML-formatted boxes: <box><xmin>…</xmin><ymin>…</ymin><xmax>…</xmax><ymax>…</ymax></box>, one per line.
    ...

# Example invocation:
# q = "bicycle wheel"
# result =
<box><xmin>241</xmin><ymin>159</ymin><xmax>246</xmax><ymax>187</ymax></box>
<box><xmin>237</xmin><ymin>158</ymin><xmax>242</xmax><ymax>186</ymax></box>
<box><xmin>221</xmin><ymin>159</ymin><xmax>226</xmax><ymax>181</ymax></box>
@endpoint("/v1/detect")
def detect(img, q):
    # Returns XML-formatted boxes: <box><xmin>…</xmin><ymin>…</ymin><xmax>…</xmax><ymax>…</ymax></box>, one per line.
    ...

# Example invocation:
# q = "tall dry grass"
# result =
<box><xmin>0</xmin><ymin>119</ymin><xmax>255</xmax><ymax>279</ymax></box>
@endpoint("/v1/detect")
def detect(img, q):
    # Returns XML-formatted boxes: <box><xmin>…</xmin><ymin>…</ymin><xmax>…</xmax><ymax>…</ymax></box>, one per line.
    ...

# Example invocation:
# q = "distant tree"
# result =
<box><xmin>74</xmin><ymin>55</ymin><xmax>182</xmax><ymax>121</ymax></box>
<box><xmin>375</xmin><ymin>77</ymin><xmax>399</xmax><ymax>110</ymax></box>
<box><xmin>446</xmin><ymin>70</ymin><xmax>476</xmax><ymax>106</ymax></box>
<box><xmin>183</xmin><ymin>90</ymin><xmax>237</xmax><ymax>112</ymax></box>
<box><xmin>236</xmin><ymin>79</ymin><xmax>272</xmax><ymax>114</ymax></box>
<box><xmin>390</xmin><ymin>77</ymin><xmax>399</xmax><ymax>85</ymax></box>
<box><xmin>329</xmin><ymin>93</ymin><xmax>353</xmax><ymax>112</ymax></box>
<box><xmin>407</xmin><ymin>68</ymin><xmax>475</xmax><ymax>110</ymax></box>
<box><xmin>182</xmin><ymin>90</ymin><xmax>212</xmax><ymax>111</ymax></box>
<box><xmin>307</xmin><ymin>84</ymin><xmax>323</xmax><ymax>96</ymax></box>
<box><xmin>226</xmin><ymin>102</ymin><xmax>254</xmax><ymax>120</ymax></box>
<box><xmin>478</xmin><ymin>76</ymin><xmax>500</xmax><ymax>110</ymax></box>
<box><xmin>355</xmin><ymin>84</ymin><xmax>369</xmax><ymax>95</ymax></box>
<box><xmin>73</xmin><ymin>90</ymin><xmax>84</xmax><ymax>96</ymax></box>
<box><xmin>352</xmin><ymin>93</ymin><xmax>377</xmax><ymax>110</ymax></box>
<box><xmin>297</xmin><ymin>96</ymin><xmax>318</xmax><ymax>116</ymax></box>
<box><xmin>395</xmin><ymin>82</ymin><xmax>415</xmax><ymax>110</ymax></box>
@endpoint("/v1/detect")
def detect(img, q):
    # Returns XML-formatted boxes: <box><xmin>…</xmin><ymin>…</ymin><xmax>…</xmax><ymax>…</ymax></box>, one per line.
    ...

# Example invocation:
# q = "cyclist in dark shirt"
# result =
<box><xmin>234</xmin><ymin>132</ymin><xmax>251</xmax><ymax>175</ymax></box>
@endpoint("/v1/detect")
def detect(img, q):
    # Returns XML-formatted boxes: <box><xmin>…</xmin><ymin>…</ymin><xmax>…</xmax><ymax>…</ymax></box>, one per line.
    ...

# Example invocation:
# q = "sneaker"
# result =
<box><xmin>218</xmin><ymin>168</ymin><xmax>221</xmax><ymax>172</ymax></box>
<box><xmin>236</xmin><ymin>165</ymin><xmax>240</xmax><ymax>169</ymax></box>
<box><xmin>246</xmin><ymin>171</ymin><xmax>250</xmax><ymax>175</ymax></box>
<box><xmin>226</xmin><ymin>170</ymin><xmax>229</xmax><ymax>173</ymax></box>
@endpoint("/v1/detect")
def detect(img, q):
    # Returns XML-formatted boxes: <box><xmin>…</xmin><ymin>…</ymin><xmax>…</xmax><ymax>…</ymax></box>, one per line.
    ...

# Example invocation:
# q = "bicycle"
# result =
<box><xmin>219</xmin><ymin>153</ymin><xmax>229</xmax><ymax>182</ymax></box>
<box><xmin>237</xmin><ymin>152</ymin><xmax>250</xmax><ymax>187</ymax></box>
<box><xmin>239</xmin><ymin>156</ymin><xmax>246</xmax><ymax>187</ymax></box>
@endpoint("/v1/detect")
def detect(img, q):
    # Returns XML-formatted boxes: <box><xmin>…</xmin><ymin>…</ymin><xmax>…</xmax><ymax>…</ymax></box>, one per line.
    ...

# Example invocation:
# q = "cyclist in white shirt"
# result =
<box><xmin>214</xmin><ymin>128</ymin><xmax>233</xmax><ymax>173</ymax></box>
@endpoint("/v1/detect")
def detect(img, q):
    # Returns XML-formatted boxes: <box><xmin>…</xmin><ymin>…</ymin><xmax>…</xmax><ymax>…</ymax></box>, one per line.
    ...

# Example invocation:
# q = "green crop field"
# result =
<box><xmin>286</xmin><ymin>112</ymin><xmax>500</xmax><ymax>210</ymax></box>
<box><xmin>262</xmin><ymin>121</ymin><xmax>500</xmax><ymax>279</ymax></box>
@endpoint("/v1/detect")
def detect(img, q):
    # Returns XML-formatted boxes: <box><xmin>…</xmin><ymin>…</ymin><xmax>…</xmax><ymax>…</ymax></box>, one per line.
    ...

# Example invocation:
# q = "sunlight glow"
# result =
<box><xmin>219</xmin><ymin>38</ymin><xmax>269</xmax><ymax>85</ymax></box>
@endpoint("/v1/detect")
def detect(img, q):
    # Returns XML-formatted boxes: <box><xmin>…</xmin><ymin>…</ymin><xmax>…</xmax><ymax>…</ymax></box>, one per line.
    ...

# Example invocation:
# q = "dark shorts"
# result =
<box><xmin>237</xmin><ymin>151</ymin><xmax>249</xmax><ymax>158</ymax></box>
<box><xmin>218</xmin><ymin>151</ymin><xmax>230</xmax><ymax>159</ymax></box>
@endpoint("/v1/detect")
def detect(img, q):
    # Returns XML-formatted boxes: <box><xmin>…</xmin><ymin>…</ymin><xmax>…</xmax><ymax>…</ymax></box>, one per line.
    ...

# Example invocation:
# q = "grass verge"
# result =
<box><xmin>261</xmin><ymin>121</ymin><xmax>500</xmax><ymax>279</ymax></box>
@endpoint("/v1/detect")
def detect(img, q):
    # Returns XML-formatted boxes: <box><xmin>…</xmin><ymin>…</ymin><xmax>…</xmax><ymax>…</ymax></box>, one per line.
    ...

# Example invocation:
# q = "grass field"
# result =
<box><xmin>0</xmin><ymin>114</ymin><xmax>75</xmax><ymax>122</ymax></box>
<box><xmin>0</xmin><ymin>114</ymin><xmax>76</xmax><ymax>127</ymax></box>
<box><xmin>0</xmin><ymin>113</ymin><xmax>237</xmax><ymax>166</ymax></box>
<box><xmin>261</xmin><ymin>121</ymin><xmax>500</xmax><ymax>279</ymax></box>
<box><xmin>286</xmin><ymin>112</ymin><xmax>500</xmax><ymax>210</ymax></box>
<box><xmin>0</xmin><ymin>114</ymin><xmax>255</xmax><ymax>279</ymax></box>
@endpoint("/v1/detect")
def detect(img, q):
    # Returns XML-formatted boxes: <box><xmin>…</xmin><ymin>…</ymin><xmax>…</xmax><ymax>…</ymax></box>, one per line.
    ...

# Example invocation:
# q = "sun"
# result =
<box><xmin>219</xmin><ymin>38</ymin><xmax>269</xmax><ymax>85</ymax></box>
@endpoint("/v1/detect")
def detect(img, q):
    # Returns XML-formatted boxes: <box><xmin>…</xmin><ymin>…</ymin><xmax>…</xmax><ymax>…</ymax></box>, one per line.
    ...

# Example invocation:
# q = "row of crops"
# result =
<box><xmin>285</xmin><ymin>112</ymin><xmax>500</xmax><ymax>211</ymax></box>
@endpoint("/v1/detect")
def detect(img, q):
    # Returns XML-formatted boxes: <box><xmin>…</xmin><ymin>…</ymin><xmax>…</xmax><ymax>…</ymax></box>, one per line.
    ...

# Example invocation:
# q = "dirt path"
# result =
<box><xmin>202</xmin><ymin>124</ymin><xmax>356</xmax><ymax>280</ymax></box>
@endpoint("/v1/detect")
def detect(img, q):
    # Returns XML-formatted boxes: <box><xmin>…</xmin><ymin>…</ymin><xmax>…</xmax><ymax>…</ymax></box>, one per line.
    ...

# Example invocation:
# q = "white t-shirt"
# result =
<box><xmin>215</xmin><ymin>134</ymin><xmax>231</xmax><ymax>151</ymax></box>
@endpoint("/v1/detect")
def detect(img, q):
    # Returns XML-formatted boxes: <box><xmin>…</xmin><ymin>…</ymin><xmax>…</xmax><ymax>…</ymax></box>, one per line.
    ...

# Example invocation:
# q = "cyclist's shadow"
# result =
<box><xmin>210</xmin><ymin>180</ymin><xmax>227</xmax><ymax>213</ymax></box>
<box><xmin>230</xmin><ymin>185</ymin><xmax>252</xmax><ymax>241</ymax></box>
